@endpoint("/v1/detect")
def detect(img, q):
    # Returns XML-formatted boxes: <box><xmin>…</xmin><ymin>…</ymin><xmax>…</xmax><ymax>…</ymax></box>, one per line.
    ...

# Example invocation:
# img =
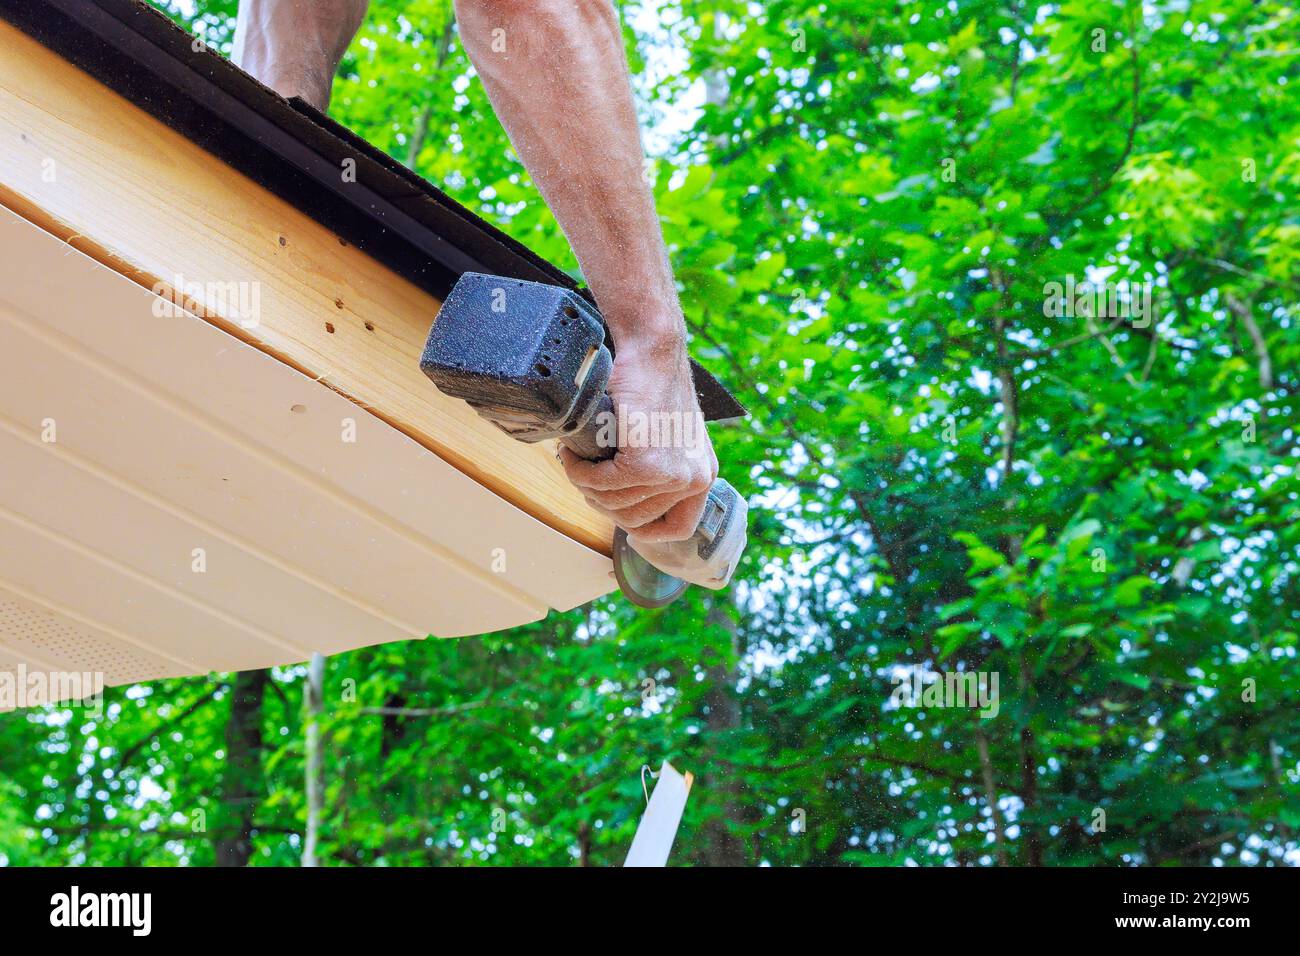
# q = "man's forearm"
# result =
<box><xmin>235</xmin><ymin>0</ymin><xmax>684</xmax><ymax>356</ymax></box>
<box><xmin>455</xmin><ymin>0</ymin><xmax>683</xmax><ymax>358</ymax></box>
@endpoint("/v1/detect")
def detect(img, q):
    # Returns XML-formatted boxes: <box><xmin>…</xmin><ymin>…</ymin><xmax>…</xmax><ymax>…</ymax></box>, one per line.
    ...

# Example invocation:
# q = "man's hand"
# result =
<box><xmin>559</xmin><ymin>336</ymin><xmax>719</xmax><ymax>543</ymax></box>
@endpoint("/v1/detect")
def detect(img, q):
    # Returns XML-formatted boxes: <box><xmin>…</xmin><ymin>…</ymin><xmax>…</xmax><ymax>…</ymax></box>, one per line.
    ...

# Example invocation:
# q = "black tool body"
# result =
<box><xmin>420</xmin><ymin>273</ymin><xmax>616</xmax><ymax>462</ymax></box>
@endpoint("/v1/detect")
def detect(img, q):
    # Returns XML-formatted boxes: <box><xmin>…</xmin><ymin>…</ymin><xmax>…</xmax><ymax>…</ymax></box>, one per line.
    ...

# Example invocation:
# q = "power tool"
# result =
<box><xmin>420</xmin><ymin>273</ymin><xmax>747</xmax><ymax>608</ymax></box>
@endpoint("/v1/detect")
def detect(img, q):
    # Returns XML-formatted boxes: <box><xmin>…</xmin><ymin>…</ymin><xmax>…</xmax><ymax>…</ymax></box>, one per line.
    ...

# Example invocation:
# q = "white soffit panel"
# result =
<box><xmin>0</xmin><ymin>208</ymin><xmax>614</xmax><ymax>691</ymax></box>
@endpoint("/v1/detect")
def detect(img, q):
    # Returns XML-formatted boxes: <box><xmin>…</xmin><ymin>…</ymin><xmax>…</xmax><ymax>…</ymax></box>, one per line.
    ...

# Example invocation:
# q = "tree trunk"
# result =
<box><xmin>702</xmin><ymin>598</ymin><xmax>746</xmax><ymax>867</ymax></box>
<box><xmin>1017</xmin><ymin>659</ymin><xmax>1043</xmax><ymax>866</ymax></box>
<box><xmin>303</xmin><ymin>653</ymin><xmax>325</xmax><ymax>867</ymax></box>
<box><xmin>577</xmin><ymin>820</ymin><xmax>592</xmax><ymax>867</ymax></box>
<box><xmin>974</xmin><ymin>727</ymin><xmax>1009</xmax><ymax>866</ymax></box>
<box><xmin>215</xmin><ymin>668</ymin><xmax>269</xmax><ymax>867</ymax></box>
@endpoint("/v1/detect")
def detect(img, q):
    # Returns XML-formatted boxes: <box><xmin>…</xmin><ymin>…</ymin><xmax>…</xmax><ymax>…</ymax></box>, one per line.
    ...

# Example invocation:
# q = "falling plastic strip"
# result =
<box><xmin>624</xmin><ymin>761</ymin><xmax>694</xmax><ymax>867</ymax></box>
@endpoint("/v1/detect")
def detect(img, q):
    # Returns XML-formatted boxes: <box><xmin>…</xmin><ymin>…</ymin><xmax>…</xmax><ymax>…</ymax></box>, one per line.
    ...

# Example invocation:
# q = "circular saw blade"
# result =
<box><xmin>612</xmin><ymin>529</ymin><xmax>688</xmax><ymax>609</ymax></box>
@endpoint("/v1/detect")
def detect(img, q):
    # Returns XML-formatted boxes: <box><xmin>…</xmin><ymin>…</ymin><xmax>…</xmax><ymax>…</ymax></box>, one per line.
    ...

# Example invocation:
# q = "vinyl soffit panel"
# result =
<box><xmin>0</xmin><ymin>208</ymin><xmax>615</xmax><ymax>693</ymax></box>
<box><xmin>0</xmin><ymin>14</ymin><xmax>613</xmax><ymax>554</ymax></box>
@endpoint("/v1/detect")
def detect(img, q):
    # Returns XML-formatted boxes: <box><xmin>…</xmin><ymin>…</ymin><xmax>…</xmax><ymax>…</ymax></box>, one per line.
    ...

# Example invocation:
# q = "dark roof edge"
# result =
<box><xmin>0</xmin><ymin>0</ymin><xmax>745</xmax><ymax>421</ymax></box>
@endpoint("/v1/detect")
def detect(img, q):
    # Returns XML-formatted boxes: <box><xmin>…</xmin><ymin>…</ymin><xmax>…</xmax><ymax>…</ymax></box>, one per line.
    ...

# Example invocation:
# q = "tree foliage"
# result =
<box><xmin>1</xmin><ymin>0</ymin><xmax>1296</xmax><ymax>866</ymax></box>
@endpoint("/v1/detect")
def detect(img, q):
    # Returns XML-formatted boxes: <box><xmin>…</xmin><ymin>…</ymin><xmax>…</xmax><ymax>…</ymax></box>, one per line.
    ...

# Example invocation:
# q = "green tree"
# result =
<box><xmin>1</xmin><ymin>0</ymin><xmax>1295</xmax><ymax>866</ymax></box>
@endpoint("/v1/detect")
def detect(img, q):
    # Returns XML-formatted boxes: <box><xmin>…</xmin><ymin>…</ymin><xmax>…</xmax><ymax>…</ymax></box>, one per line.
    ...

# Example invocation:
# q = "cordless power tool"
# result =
<box><xmin>420</xmin><ymin>273</ymin><xmax>747</xmax><ymax>608</ymax></box>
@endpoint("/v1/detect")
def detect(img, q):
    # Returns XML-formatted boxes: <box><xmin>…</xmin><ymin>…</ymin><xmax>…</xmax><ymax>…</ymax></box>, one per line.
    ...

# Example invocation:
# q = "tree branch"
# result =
<box><xmin>1224</xmin><ymin>292</ymin><xmax>1274</xmax><ymax>389</ymax></box>
<box><xmin>113</xmin><ymin>686</ymin><xmax>224</xmax><ymax>770</ymax></box>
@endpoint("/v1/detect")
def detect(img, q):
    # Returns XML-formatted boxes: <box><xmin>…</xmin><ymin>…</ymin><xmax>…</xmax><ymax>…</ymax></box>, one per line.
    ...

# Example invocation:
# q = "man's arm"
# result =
<box><xmin>234</xmin><ymin>0</ymin><xmax>717</xmax><ymax>543</ymax></box>
<box><xmin>233</xmin><ymin>0</ymin><xmax>368</xmax><ymax>112</ymax></box>
<box><xmin>456</xmin><ymin>0</ymin><xmax>716</xmax><ymax>544</ymax></box>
